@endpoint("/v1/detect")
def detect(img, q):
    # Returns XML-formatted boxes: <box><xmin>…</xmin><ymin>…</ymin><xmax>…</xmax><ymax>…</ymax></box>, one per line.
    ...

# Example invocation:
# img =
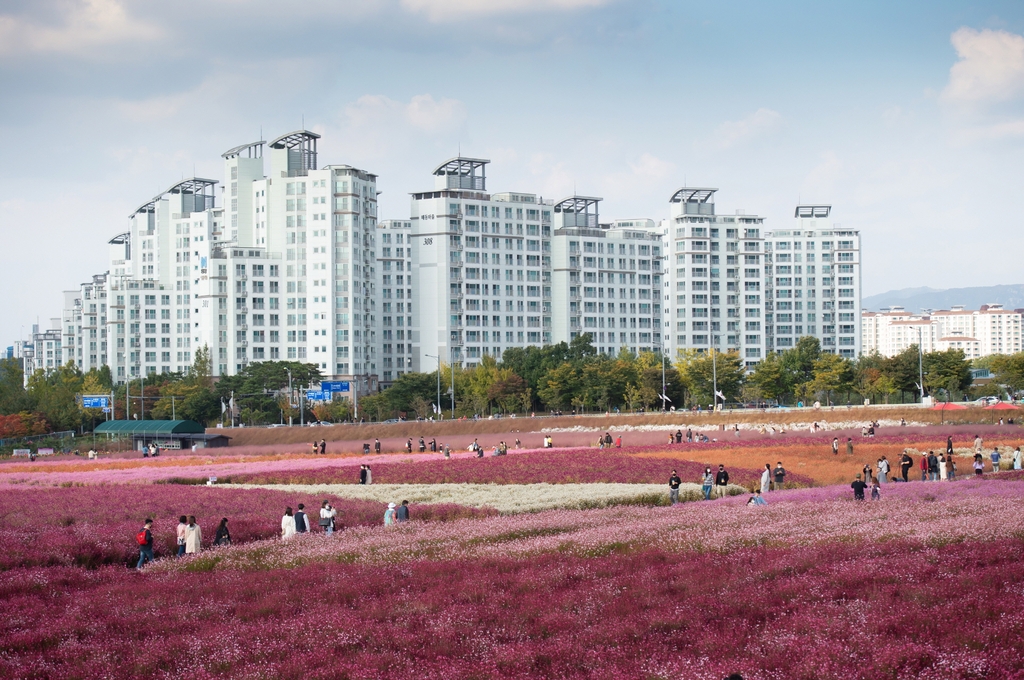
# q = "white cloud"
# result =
<box><xmin>627</xmin><ymin>152</ymin><xmax>675</xmax><ymax>180</ymax></box>
<box><xmin>942</xmin><ymin>27</ymin><xmax>1024</xmax><ymax>107</ymax></box>
<box><xmin>713</xmin><ymin>108</ymin><xmax>782</xmax><ymax>149</ymax></box>
<box><xmin>399</xmin><ymin>0</ymin><xmax>612</xmax><ymax>22</ymax></box>
<box><xmin>0</xmin><ymin>0</ymin><xmax>160</xmax><ymax>56</ymax></box>
<box><xmin>343</xmin><ymin>94</ymin><xmax>466</xmax><ymax>133</ymax></box>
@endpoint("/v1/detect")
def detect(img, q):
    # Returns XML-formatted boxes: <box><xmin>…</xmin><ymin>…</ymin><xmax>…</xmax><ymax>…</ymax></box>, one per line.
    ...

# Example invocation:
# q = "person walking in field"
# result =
<box><xmin>900</xmin><ymin>451</ymin><xmax>913</xmax><ymax>483</ymax></box>
<box><xmin>991</xmin><ymin>447</ymin><xmax>1002</xmax><ymax>473</ymax></box>
<box><xmin>973</xmin><ymin>454</ymin><xmax>984</xmax><ymax>476</ymax></box>
<box><xmin>294</xmin><ymin>504</ymin><xmax>310</xmax><ymax>534</ymax></box>
<box><xmin>851</xmin><ymin>474</ymin><xmax>867</xmax><ymax>501</ymax></box>
<box><xmin>320</xmin><ymin>500</ymin><xmax>337</xmax><ymax>535</ymax></box>
<box><xmin>714</xmin><ymin>464</ymin><xmax>730</xmax><ymax>499</ymax></box>
<box><xmin>920</xmin><ymin>453</ymin><xmax>928</xmax><ymax>481</ymax></box>
<box><xmin>831</xmin><ymin>437</ymin><xmax>839</xmax><ymax>455</ymax></box>
<box><xmin>879</xmin><ymin>456</ymin><xmax>890</xmax><ymax>483</ymax></box>
<box><xmin>701</xmin><ymin>467</ymin><xmax>714</xmax><ymax>500</ymax></box>
<box><xmin>176</xmin><ymin>515</ymin><xmax>188</xmax><ymax>557</ymax></box>
<box><xmin>406</xmin><ymin>438</ymin><xmax>413</xmax><ymax>453</ymax></box>
<box><xmin>396</xmin><ymin>500</ymin><xmax>410</xmax><ymax>523</ymax></box>
<box><xmin>281</xmin><ymin>507</ymin><xmax>296</xmax><ymax>540</ymax></box>
<box><xmin>760</xmin><ymin>464</ymin><xmax>771</xmax><ymax>495</ymax></box>
<box><xmin>948</xmin><ymin>456</ymin><xmax>957</xmax><ymax>481</ymax></box>
<box><xmin>939</xmin><ymin>454</ymin><xmax>948</xmax><ymax>481</ymax></box>
<box><xmin>668</xmin><ymin>470</ymin><xmax>682</xmax><ymax>505</ymax></box>
<box><xmin>418</xmin><ymin>437</ymin><xmax>426</xmax><ymax>452</ymax></box>
<box><xmin>374</xmin><ymin>438</ymin><xmax>381</xmax><ymax>454</ymax></box>
<box><xmin>773</xmin><ymin>462</ymin><xmax>786</xmax><ymax>491</ymax></box>
<box><xmin>974</xmin><ymin>435</ymin><xmax>983</xmax><ymax>455</ymax></box>
<box><xmin>946</xmin><ymin>436</ymin><xmax>954</xmax><ymax>457</ymax></box>
<box><xmin>359</xmin><ymin>465</ymin><xmax>368</xmax><ymax>485</ymax></box>
<box><xmin>928</xmin><ymin>451</ymin><xmax>940</xmax><ymax>481</ymax></box>
<box><xmin>384</xmin><ymin>503</ymin><xmax>397</xmax><ymax>526</ymax></box>
<box><xmin>135</xmin><ymin>519</ymin><xmax>155</xmax><ymax>570</ymax></box>
<box><xmin>862</xmin><ymin>463</ymin><xmax>873</xmax><ymax>486</ymax></box>
<box><xmin>184</xmin><ymin>516</ymin><xmax>202</xmax><ymax>554</ymax></box>
<box><xmin>870</xmin><ymin>479</ymin><xmax>881</xmax><ymax>501</ymax></box>
<box><xmin>214</xmin><ymin>518</ymin><xmax>231</xmax><ymax>546</ymax></box>
<box><xmin>846</xmin><ymin>438</ymin><xmax>854</xmax><ymax>456</ymax></box>
<box><xmin>1014</xmin><ymin>446</ymin><xmax>1022</xmax><ymax>470</ymax></box>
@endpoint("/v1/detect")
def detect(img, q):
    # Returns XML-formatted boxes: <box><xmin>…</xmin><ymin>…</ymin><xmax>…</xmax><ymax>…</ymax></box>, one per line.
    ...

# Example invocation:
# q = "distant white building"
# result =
<box><xmin>863</xmin><ymin>304</ymin><xmax>1022</xmax><ymax>359</ymax></box>
<box><xmin>766</xmin><ymin>205</ymin><xmax>861</xmax><ymax>358</ymax></box>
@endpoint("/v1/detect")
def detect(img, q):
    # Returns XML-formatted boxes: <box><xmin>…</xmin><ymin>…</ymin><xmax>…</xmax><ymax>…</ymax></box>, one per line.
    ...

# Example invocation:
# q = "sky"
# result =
<box><xmin>2</xmin><ymin>0</ymin><xmax>1024</xmax><ymax>345</ymax></box>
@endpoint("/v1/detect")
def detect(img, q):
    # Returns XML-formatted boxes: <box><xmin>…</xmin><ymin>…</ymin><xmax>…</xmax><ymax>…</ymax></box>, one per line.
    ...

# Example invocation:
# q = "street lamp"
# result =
<box><xmin>285</xmin><ymin>367</ymin><xmax>294</xmax><ymax>426</ymax></box>
<box><xmin>426</xmin><ymin>354</ymin><xmax>442</xmax><ymax>420</ymax></box>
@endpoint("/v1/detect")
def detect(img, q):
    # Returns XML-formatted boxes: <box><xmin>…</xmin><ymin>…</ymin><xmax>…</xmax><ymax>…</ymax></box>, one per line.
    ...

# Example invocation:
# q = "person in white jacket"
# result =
<box><xmin>760</xmin><ymin>464</ymin><xmax>771</xmax><ymax>495</ymax></box>
<box><xmin>320</xmin><ymin>500</ymin><xmax>337</xmax><ymax>535</ymax></box>
<box><xmin>281</xmin><ymin>507</ymin><xmax>296</xmax><ymax>540</ymax></box>
<box><xmin>184</xmin><ymin>515</ymin><xmax>202</xmax><ymax>554</ymax></box>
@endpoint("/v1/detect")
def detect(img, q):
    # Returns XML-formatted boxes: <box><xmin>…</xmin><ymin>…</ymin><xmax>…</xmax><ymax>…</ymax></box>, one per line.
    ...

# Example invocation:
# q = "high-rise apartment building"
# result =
<box><xmin>765</xmin><ymin>206</ymin><xmax>861</xmax><ymax>358</ymax></box>
<box><xmin>664</xmin><ymin>188</ymin><xmax>766</xmax><ymax>367</ymax></box>
<box><xmin>55</xmin><ymin>131</ymin><xmax>380</xmax><ymax>401</ymax></box>
<box><xmin>376</xmin><ymin>219</ymin><xmax>415</xmax><ymax>385</ymax></box>
<box><xmin>408</xmin><ymin>158</ymin><xmax>665</xmax><ymax>372</ymax></box>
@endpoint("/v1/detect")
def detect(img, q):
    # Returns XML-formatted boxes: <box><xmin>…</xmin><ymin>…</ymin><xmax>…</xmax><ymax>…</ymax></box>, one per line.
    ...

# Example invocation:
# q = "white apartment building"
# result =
<box><xmin>863</xmin><ymin>304</ymin><xmax>1022</xmax><ymax>359</ymax></box>
<box><xmin>664</xmin><ymin>188</ymin><xmax>766</xmax><ymax>368</ymax></box>
<box><xmin>408</xmin><ymin>157</ymin><xmax>665</xmax><ymax>372</ymax></box>
<box><xmin>376</xmin><ymin>219</ymin><xmax>415</xmax><ymax>385</ymax></box>
<box><xmin>550</xmin><ymin>206</ymin><xmax>664</xmax><ymax>355</ymax></box>
<box><xmin>765</xmin><ymin>205</ymin><xmax>861</xmax><ymax>358</ymax></box>
<box><xmin>54</xmin><ymin>131</ymin><xmax>380</xmax><ymax>401</ymax></box>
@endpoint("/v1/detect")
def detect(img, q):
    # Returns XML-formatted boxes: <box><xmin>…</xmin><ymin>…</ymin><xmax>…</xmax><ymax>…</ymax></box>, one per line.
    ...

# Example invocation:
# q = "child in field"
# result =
<box><xmin>870</xmin><ymin>480</ymin><xmax>880</xmax><ymax>501</ymax></box>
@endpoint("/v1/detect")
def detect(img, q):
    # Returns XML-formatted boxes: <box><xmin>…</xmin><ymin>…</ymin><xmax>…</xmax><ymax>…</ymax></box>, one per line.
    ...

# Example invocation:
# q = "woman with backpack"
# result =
<box><xmin>319</xmin><ymin>500</ymin><xmax>337</xmax><ymax>535</ymax></box>
<box><xmin>176</xmin><ymin>515</ymin><xmax>188</xmax><ymax>557</ymax></box>
<box><xmin>214</xmin><ymin>518</ymin><xmax>231</xmax><ymax>546</ymax></box>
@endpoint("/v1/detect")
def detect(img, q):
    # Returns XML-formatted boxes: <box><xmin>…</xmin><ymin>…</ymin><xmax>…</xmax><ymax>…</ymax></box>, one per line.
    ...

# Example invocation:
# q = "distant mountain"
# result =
<box><xmin>863</xmin><ymin>285</ymin><xmax>1024</xmax><ymax>313</ymax></box>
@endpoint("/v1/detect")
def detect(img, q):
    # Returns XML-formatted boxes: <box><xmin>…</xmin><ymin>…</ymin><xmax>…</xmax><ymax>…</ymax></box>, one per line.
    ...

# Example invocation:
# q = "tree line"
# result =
<box><xmin>0</xmin><ymin>335</ymin><xmax>1011</xmax><ymax>433</ymax></box>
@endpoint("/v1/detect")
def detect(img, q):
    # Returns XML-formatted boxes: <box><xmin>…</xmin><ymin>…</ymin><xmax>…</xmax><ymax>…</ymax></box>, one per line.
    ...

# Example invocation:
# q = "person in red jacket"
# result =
<box><xmin>920</xmin><ymin>453</ymin><xmax>928</xmax><ymax>482</ymax></box>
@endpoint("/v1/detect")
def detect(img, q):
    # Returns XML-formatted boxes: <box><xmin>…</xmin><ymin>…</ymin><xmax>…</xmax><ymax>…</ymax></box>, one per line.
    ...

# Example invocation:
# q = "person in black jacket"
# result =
<box><xmin>900</xmin><ymin>451</ymin><xmax>913</xmax><ymax>482</ymax></box>
<box><xmin>396</xmin><ymin>500</ymin><xmax>410</xmax><ymax>522</ymax></box>
<box><xmin>851</xmin><ymin>474</ymin><xmax>867</xmax><ymax>500</ymax></box>
<box><xmin>927</xmin><ymin>451</ymin><xmax>940</xmax><ymax>481</ymax></box>
<box><xmin>668</xmin><ymin>470</ymin><xmax>682</xmax><ymax>505</ymax></box>
<box><xmin>294</xmin><ymin>504</ymin><xmax>310</xmax><ymax>534</ymax></box>
<box><xmin>714</xmin><ymin>465</ymin><xmax>730</xmax><ymax>498</ymax></box>
<box><xmin>359</xmin><ymin>465</ymin><xmax>368</xmax><ymax>485</ymax></box>
<box><xmin>214</xmin><ymin>518</ymin><xmax>231</xmax><ymax>546</ymax></box>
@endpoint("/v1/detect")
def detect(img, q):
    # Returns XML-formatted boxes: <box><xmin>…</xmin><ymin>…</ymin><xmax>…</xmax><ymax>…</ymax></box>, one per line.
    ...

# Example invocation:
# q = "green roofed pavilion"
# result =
<box><xmin>94</xmin><ymin>420</ymin><xmax>206</xmax><ymax>435</ymax></box>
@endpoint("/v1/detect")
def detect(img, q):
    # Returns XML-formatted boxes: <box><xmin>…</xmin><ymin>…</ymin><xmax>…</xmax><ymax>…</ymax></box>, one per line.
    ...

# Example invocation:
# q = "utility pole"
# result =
<box><xmin>918</xmin><ymin>326</ymin><xmax>925</xmax><ymax>402</ymax></box>
<box><xmin>171</xmin><ymin>396</ymin><xmax>176</xmax><ymax>420</ymax></box>
<box><xmin>140</xmin><ymin>374</ymin><xmax>145</xmax><ymax>421</ymax></box>
<box><xmin>286</xmin><ymin>368</ymin><xmax>293</xmax><ymax>426</ymax></box>
<box><xmin>712</xmin><ymin>346</ymin><xmax>718</xmax><ymax>412</ymax></box>
<box><xmin>661</xmin><ymin>349</ymin><xmax>667</xmax><ymax>412</ymax></box>
<box><xmin>450</xmin><ymin>347</ymin><xmax>456</xmax><ymax>420</ymax></box>
<box><xmin>426</xmin><ymin>354</ymin><xmax>441</xmax><ymax>419</ymax></box>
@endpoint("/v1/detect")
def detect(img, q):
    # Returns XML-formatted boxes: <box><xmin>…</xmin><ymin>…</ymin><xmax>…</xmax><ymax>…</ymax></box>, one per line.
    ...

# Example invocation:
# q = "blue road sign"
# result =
<box><xmin>82</xmin><ymin>396</ymin><xmax>109</xmax><ymax>409</ymax></box>
<box><xmin>306</xmin><ymin>390</ymin><xmax>328</xmax><ymax>402</ymax></box>
<box><xmin>322</xmin><ymin>381</ymin><xmax>350</xmax><ymax>393</ymax></box>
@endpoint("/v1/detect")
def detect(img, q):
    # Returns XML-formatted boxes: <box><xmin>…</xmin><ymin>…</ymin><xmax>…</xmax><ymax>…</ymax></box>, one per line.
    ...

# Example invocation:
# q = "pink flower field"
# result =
<box><xmin>223</xmin><ymin>448</ymin><xmax>814</xmax><ymax>488</ymax></box>
<box><xmin>0</xmin><ymin>486</ymin><xmax>495</xmax><ymax>570</ymax></box>
<box><xmin>3</xmin><ymin>429</ymin><xmax>1024</xmax><ymax>677</ymax></box>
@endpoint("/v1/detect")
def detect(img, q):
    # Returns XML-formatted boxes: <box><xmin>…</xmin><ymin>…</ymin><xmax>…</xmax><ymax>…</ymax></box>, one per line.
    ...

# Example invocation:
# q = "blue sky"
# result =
<box><xmin>2</xmin><ymin>0</ymin><xmax>1024</xmax><ymax>344</ymax></box>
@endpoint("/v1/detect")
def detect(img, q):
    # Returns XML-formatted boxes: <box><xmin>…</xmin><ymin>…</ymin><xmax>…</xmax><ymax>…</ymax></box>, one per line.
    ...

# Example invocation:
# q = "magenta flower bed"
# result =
<box><xmin>0</xmin><ymin>486</ymin><xmax>495</xmax><ymax>570</ymax></box>
<box><xmin>2</xmin><ymin>539</ymin><xmax>1024</xmax><ymax>679</ymax></box>
<box><xmin>224</xmin><ymin>448</ymin><xmax>810</xmax><ymax>488</ymax></box>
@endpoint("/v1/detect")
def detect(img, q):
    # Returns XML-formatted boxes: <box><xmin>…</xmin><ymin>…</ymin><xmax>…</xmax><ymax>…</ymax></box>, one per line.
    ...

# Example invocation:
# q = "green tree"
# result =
<box><xmin>0</xmin><ymin>358</ymin><xmax>34</xmax><ymax>415</ymax></box>
<box><xmin>991</xmin><ymin>353</ymin><xmax>1024</xmax><ymax>394</ymax></box>
<box><xmin>677</xmin><ymin>350</ymin><xmax>744</xmax><ymax>407</ymax></box>
<box><xmin>26</xmin><ymin>362</ymin><xmax>84</xmax><ymax>432</ymax></box>
<box><xmin>923</xmin><ymin>348</ymin><xmax>972</xmax><ymax>401</ymax></box>
<box><xmin>810</xmin><ymin>353</ymin><xmax>854</xmax><ymax>405</ymax></box>
<box><xmin>780</xmin><ymin>336</ymin><xmax>820</xmax><ymax>400</ymax></box>
<box><xmin>748</xmin><ymin>352</ymin><xmax>789</xmax><ymax>402</ymax></box>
